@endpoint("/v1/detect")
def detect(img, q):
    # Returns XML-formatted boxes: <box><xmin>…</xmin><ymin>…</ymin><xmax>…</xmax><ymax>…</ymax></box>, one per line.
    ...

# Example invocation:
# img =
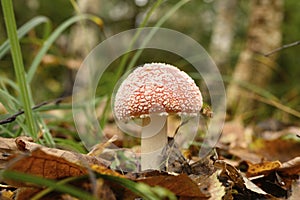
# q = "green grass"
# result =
<box><xmin>0</xmin><ymin>0</ymin><xmax>102</xmax><ymax>146</ymax></box>
<box><xmin>2</xmin><ymin>0</ymin><xmax>37</xmax><ymax>138</ymax></box>
<box><xmin>0</xmin><ymin>16</ymin><xmax>51</xmax><ymax>59</ymax></box>
<box><xmin>2</xmin><ymin>170</ymin><xmax>177</xmax><ymax>200</ymax></box>
<box><xmin>27</xmin><ymin>14</ymin><xmax>103</xmax><ymax>83</ymax></box>
<box><xmin>0</xmin><ymin>0</ymin><xmax>188</xmax><ymax>198</ymax></box>
<box><xmin>1</xmin><ymin>171</ymin><xmax>98</xmax><ymax>200</ymax></box>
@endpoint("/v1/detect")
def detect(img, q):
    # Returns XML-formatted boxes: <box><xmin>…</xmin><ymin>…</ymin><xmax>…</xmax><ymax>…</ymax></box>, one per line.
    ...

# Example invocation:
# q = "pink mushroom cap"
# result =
<box><xmin>114</xmin><ymin>63</ymin><xmax>203</xmax><ymax>120</ymax></box>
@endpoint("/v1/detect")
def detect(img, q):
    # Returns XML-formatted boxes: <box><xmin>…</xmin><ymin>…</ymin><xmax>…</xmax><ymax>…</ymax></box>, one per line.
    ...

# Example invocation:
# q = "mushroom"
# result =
<box><xmin>113</xmin><ymin>63</ymin><xmax>202</xmax><ymax>170</ymax></box>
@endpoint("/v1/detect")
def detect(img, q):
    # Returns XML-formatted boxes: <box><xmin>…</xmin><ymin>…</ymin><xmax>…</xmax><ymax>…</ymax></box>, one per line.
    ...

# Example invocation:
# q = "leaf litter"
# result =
<box><xmin>0</xmin><ymin>118</ymin><xmax>299</xmax><ymax>199</ymax></box>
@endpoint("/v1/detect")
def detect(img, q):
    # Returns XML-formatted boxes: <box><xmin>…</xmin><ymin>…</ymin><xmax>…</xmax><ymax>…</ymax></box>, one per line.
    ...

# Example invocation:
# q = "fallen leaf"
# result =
<box><xmin>246</xmin><ymin>160</ymin><xmax>282</xmax><ymax>177</ymax></box>
<box><xmin>220</xmin><ymin>120</ymin><xmax>252</xmax><ymax>148</ymax></box>
<box><xmin>15</xmin><ymin>187</ymin><xmax>44</xmax><ymax>200</ymax></box>
<box><xmin>228</xmin><ymin>147</ymin><xmax>264</xmax><ymax>164</ymax></box>
<box><xmin>253</xmin><ymin>138</ymin><xmax>300</xmax><ymax>162</ymax></box>
<box><xmin>190</xmin><ymin>171</ymin><xmax>225</xmax><ymax>200</ymax></box>
<box><xmin>215</xmin><ymin>160</ymin><xmax>272</xmax><ymax>199</ymax></box>
<box><xmin>0</xmin><ymin>136</ymin><xmax>110</xmax><ymax>171</ymax></box>
<box><xmin>5</xmin><ymin>148</ymin><xmax>87</xmax><ymax>186</ymax></box>
<box><xmin>137</xmin><ymin>173</ymin><xmax>208</xmax><ymax>198</ymax></box>
<box><xmin>91</xmin><ymin>164</ymin><xmax>125</xmax><ymax>178</ymax></box>
<box><xmin>0</xmin><ymin>189</ymin><xmax>14</xmax><ymax>200</ymax></box>
<box><xmin>277</xmin><ymin>157</ymin><xmax>300</xmax><ymax>176</ymax></box>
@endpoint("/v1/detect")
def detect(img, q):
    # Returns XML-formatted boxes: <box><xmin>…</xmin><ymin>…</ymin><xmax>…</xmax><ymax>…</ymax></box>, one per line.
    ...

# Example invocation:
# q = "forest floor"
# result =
<box><xmin>0</xmin><ymin>117</ymin><xmax>299</xmax><ymax>200</ymax></box>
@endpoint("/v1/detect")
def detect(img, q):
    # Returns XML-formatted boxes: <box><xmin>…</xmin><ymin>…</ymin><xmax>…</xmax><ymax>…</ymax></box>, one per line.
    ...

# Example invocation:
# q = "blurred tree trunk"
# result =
<box><xmin>209</xmin><ymin>0</ymin><xmax>237</xmax><ymax>73</ymax></box>
<box><xmin>226</xmin><ymin>0</ymin><xmax>283</xmax><ymax>120</ymax></box>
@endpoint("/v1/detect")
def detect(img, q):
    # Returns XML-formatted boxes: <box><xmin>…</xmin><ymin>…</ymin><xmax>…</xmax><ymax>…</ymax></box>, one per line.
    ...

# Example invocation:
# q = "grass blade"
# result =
<box><xmin>27</xmin><ymin>14</ymin><xmax>103</xmax><ymax>83</ymax></box>
<box><xmin>221</xmin><ymin>75</ymin><xmax>300</xmax><ymax>118</ymax></box>
<box><xmin>97</xmin><ymin>173</ymin><xmax>177</xmax><ymax>200</ymax></box>
<box><xmin>0</xmin><ymin>16</ymin><xmax>50</xmax><ymax>59</ymax></box>
<box><xmin>2</xmin><ymin>0</ymin><xmax>37</xmax><ymax>137</ymax></box>
<box><xmin>2</xmin><ymin>171</ymin><xmax>97</xmax><ymax>200</ymax></box>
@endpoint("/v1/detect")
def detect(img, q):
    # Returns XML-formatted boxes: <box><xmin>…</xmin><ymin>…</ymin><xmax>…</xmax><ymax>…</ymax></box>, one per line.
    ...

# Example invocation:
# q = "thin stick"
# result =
<box><xmin>265</xmin><ymin>40</ymin><xmax>300</xmax><ymax>57</ymax></box>
<box><xmin>0</xmin><ymin>97</ymin><xmax>65</xmax><ymax>125</ymax></box>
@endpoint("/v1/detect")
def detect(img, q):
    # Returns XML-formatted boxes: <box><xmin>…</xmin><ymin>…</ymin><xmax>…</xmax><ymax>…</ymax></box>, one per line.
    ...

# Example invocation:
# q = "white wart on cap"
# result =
<box><xmin>114</xmin><ymin>63</ymin><xmax>203</xmax><ymax>120</ymax></box>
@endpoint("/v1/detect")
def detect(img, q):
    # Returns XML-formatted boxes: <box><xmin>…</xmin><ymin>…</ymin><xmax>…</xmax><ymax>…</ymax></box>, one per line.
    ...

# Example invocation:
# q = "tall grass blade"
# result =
<box><xmin>2</xmin><ymin>171</ymin><xmax>97</xmax><ymax>200</ymax></box>
<box><xmin>221</xmin><ymin>75</ymin><xmax>300</xmax><ymax>118</ymax></box>
<box><xmin>2</xmin><ymin>0</ymin><xmax>37</xmax><ymax>137</ymax></box>
<box><xmin>0</xmin><ymin>16</ymin><xmax>50</xmax><ymax>59</ymax></box>
<box><xmin>27</xmin><ymin>14</ymin><xmax>103</xmax><ymax>83</ymax></box>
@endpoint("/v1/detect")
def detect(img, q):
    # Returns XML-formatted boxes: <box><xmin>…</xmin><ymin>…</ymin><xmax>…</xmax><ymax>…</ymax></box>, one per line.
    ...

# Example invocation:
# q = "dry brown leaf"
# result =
<box><xmin>0</xmin><ymin>189</ymin><xmax>14</xmax><ymax>200</ymax></box>
<box><xmin>277</xmin><ymin>157</ymin><xmax>300</xmax><ymax>176</ymax></box>
<box><xmin>0</xmin><ymin>137</ymin><xmax>30</xmax><ymax>169</ymax></box>
<box><xmin>246</xmin><ymin>160</ymin><xmax>282</xmax><ymax>177</ymax></box>
<box><xmin>253</xmin><ymin>138</ymin><xmax>300</xmax><ymax>162</ymax></box>
<box><xmin>3</xmin><ymin>148</ymin><xmax>120</xmax><ymax>199</ymax></box>
<box><xmin>220</xmin><ymin>120</ymin><xmax>252</xmax><ymax>148</ymax></box>
<box><xmin>91</xmin><ymin>164</ymin><xmax>125</xmax><ymax>178</ymax></box>
<box><xmin>0</xmin><ymin>136</ymin><xmax>112</xmax><ymax>188</ymax></box>
<box><xmin>15</xmin><ymin>187</ymin><xmax>45</xmax><ymax>200</ymax></box>
<box><xmin>5</xmin><ymin>148</ymin><xmax>87</xmax><ymax>186</ymax></box>
<box><xmin>137</xmin><ymin>173</ymin><xmax>208</xmax><ymax>199</ymax></box>
<box><xmin>228</xmin><ymin>147</ymin><xmax>264</xmax><ymax>164</ymax></box>
<box><xmin>214</xmin><ymin>160</ymin><xmax>275</xmax><ymax>199</ymax></box>
<box><xmin>0</xmin><ymin>136</ymin><xmax>110</xmax><ymax>171</ymax></box>
<box><xmin>190</xmin><ymin>171</ymin><xmax>225</xmax><ymax>200</ymax></box>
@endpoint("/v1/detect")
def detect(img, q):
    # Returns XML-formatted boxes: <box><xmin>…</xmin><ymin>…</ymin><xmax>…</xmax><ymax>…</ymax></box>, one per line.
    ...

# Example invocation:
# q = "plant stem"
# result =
<box><xmin>2</xmin><ymin>0</ymin><xmax>37</xmax><ymax>137</ymax></box>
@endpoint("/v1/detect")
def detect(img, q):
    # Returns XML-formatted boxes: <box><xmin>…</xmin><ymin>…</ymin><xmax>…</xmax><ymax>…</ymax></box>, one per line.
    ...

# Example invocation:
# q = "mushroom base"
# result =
<box><xmin>141</xmin><ymin>115</ymin><xmax>167</xmax><ymax>170</ymax></box>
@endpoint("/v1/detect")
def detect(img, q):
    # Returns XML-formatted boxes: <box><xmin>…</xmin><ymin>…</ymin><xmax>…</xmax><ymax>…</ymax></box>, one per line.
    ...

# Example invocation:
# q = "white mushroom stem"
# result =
<box><xmin>141</xmin><ymin>114</ymin><xmax>167</xmax><ymax>170</ymax></box>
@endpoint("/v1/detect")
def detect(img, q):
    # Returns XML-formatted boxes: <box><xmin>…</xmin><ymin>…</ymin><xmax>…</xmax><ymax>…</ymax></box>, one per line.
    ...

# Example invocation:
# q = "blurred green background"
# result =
<box><xmin>1</xmin><ymin>0</ymin><xmax>300</xmax><ymax>124</ymax></box>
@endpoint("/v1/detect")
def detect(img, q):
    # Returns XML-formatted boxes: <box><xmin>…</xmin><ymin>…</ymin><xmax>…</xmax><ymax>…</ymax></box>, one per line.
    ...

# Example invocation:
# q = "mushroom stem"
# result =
<box><xmin>141</xmin><ymin>114</ymin><xmax>167</xmax><ymax>170</ymax></box>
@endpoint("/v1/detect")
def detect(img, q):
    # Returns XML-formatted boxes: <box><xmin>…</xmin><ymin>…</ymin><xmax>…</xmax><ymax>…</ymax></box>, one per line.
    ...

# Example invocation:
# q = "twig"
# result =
<box><xmin>0</xmin><ymin>97</ymin><xmax>66</xmax><ymax>125</ymax></box>
<box><xmin>264</xmin><ymin>40</ymin><xmax>300</xmax><ymax>57</ymax></box>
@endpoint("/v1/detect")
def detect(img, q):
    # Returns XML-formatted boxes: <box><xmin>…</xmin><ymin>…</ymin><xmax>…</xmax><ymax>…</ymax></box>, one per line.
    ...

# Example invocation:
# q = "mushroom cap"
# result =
<box><xmin>114</xmin><ymin>63</ymin><xmax>203</xmax><ymax>120</ymax></box>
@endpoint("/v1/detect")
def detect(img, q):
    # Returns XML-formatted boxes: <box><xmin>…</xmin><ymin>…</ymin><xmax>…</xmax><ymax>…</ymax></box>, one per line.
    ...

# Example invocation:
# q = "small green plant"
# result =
<box><xmin>2</xmin><ymin>170</ymin><xmax>177</xmax><ymax>200</ymax></box>
<box><xmin>0</xmin><ymin>0</ymin><xmax>102</xmax><ymax>146</ymax></box>
<box><xmin>2</xmin><ymin>0</ymin><xmax>37</xmax><ymax>139</ymax></box>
